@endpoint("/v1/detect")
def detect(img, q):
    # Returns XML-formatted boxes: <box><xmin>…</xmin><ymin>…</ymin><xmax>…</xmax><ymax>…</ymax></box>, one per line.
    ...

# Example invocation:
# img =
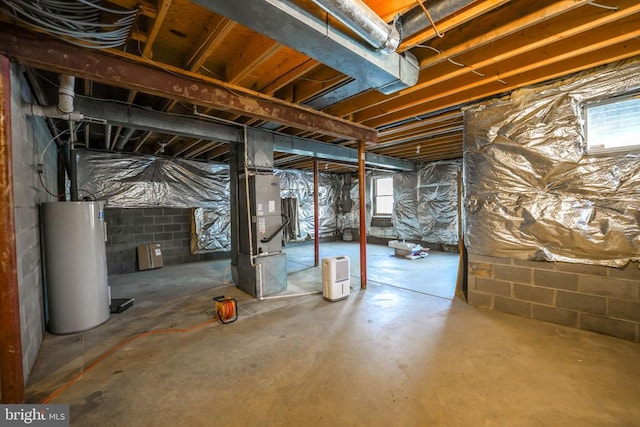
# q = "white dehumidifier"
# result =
<box><xmin>322</xmin><ymin>256</ymin><xmax>350</xmax><ymax>302</ymax></box>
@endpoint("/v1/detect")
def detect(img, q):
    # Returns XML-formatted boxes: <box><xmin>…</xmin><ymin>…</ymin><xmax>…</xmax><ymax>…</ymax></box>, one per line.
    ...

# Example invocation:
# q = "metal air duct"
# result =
<box><xmin>400</xmin><ymin>0</ymin><xmax>476</xmax><ymax>40</ymax></box>
<box><xmin>310</xmin><ymin>0</ymin><xmax>399</xmax><ymax>54</ymax></box>
<box><xmin>192</xmin><ymin>0</ymin><xmax>419</xmax><ymax>95</ymax></box>
<box><xmin>306</xmin><ymin>0</ymin><xmax>476</xmax><ymax>108</ymax></box>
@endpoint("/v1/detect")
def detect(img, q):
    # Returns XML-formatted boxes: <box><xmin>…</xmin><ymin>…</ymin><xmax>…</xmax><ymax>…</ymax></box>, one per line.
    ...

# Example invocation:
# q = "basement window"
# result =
<box><xmin>585</xmin><ymin>94</ymin><xmax>640</xmax><ymax>153</ymax></box>
<box><xmin>374</xmin><ymin>176</ymin><xmax>394</xmax><ymax>217</ymax></box>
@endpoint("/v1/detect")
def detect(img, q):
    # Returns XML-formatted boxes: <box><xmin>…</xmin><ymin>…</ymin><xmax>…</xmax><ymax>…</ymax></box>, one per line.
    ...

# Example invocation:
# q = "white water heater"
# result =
<box><xmin>42</xmin><ymin>201</ymin><xmax>110</xmax><ymax>334</ymax></box>
<box><xmin>322</xmin><ymin>256</ymin><xmax>350</xmax><ymax>302</ymax></box>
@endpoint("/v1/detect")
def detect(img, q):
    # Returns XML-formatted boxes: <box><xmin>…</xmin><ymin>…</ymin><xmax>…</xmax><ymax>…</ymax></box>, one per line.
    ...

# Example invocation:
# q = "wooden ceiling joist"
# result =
<box><xmin>399</xmin><ymin>0</ymin><xmax>512</xmax><ymax>50</ymax></box>
<box><xmin>363</xmin><ymin>37</ymin><xmax>640</xmax><ymax>128</ymax></box>
<box><xmin>0</xmin><ymin>26</ymin><xmax>377</xmax><ymax>142</ymax></box>
<box><xmin>3</xmin><ymin>0</ymin><xmax>637</xmax><ymax>165</ymax></box>
<box><xmin>324</xmin><ymin>0</ymin><xmax>606</xmax><ymax>119</ymax></box>
<box><xmin>225</xmin><ymin>34</ymin><xmax>281</xmax><ymax>84</ymax></box>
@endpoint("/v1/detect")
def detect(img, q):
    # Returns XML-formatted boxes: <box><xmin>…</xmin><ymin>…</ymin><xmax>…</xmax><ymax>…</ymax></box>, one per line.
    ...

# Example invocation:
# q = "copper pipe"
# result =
<box><xmin>313</xmin><ymin>159</ymin><xmax>320</xmax><ymax>267</ymax></box>
<box><xmin>0</xmin><ymin>55</ymin><xmax>25</xmax><ymax>403</ymax></box>
<box><xmin>358</xmin><ymin>140</ymin><xmax>367</xmax><ymax>289</ymax></box>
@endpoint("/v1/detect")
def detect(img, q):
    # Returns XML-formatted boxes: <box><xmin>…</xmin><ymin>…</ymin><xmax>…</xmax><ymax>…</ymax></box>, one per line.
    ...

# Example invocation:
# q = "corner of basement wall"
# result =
<box><xmin>466</xmin><ymin>254</ymin><xmax>640</xmax><ymax>343</ymax></box>
<box><xmin>10</xmin><ymin>64</ymin><xmax>58</xmax><ymax>383</ymax></box>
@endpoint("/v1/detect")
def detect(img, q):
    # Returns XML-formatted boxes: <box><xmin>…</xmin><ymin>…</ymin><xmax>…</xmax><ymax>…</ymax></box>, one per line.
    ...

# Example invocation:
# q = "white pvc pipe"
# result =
<box><xmin>260</xmin><ymin>291</ymin><xmax>322</xmax><ymax>300</ymax></box>
<box><xmin>58</xmin><ymin>75</ymin><xmax>75</xmax><ymax>114</ymax></box>
<box><xmin>23</xmin><ymin>104</ymin><xmax>84</xmax><ymax>122</ymax></box>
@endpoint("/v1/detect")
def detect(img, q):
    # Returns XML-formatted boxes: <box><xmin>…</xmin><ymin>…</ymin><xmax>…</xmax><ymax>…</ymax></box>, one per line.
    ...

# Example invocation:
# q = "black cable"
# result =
<box><xmin>38</xmin><ymin>170</ymin><xmax>65</xmax><ymax>198</ymax></box>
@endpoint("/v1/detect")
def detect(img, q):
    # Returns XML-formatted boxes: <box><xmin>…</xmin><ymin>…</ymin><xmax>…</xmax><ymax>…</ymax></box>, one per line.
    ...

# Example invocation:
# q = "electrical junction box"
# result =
<box><xmin>137</xmin><ymin>243</ymin><xmax>164</xmax><ymax>270</ymax></box>
<box><xmin>322</xmin><ymin>256</ymin><xmax>350</xmax><ymax>302</ymax></box>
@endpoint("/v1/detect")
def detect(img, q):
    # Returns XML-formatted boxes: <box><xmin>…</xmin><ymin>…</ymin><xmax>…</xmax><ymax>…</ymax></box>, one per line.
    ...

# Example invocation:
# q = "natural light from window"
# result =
<box><xmin>374</xmin><ymin>177</ymin><xmax>394</xmax><ymax>216</ymax></box>
<box><xmin>585</xmin><ymin>95</ymin><xmax>640</xmax><ymax>153</ymax></box>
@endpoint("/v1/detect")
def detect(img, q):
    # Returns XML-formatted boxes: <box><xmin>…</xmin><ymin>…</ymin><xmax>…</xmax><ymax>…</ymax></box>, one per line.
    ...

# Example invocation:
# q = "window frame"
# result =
<box><xmin>584</xmin><ymin>93</ymin><xmax>640</xmax><ymax>154</ymax></box>
<box><xmin>373</xmin><ymin>176</ymin><xmax>394</xmax><ymax>217</ymax></box>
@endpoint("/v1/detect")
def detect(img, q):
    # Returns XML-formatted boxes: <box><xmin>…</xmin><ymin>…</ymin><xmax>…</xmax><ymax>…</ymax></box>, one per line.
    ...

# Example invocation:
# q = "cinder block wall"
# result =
<box><xmin>105</xmin><ymin>207</ymin><xmax>229</xmax><ymax>274</ymax></box>
<box><xmin>10</xmin><ymin>65</ymin><xmax>57</xmax><ymax>381</ymax></box>
<box><xmin>467</xmin><ymin>254</ymin><xmax>640</xmax><ymax>342</ymax></box>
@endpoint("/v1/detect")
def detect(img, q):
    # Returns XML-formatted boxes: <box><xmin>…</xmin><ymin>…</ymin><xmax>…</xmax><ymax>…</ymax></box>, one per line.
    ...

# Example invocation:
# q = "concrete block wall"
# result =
<box><xmin>10</xmin><ymin>65</ymin><xmax>57</xmax><ymax>382</ymax></box>
<box><xmin>105</xmin><ymin>207</ymin><xmax>229</xmax><ymax>274</ymax></box>
<box><xmin>467</xmin><ymin>254</ymin><xmax>640</xmax><ymax>342</ymax></box>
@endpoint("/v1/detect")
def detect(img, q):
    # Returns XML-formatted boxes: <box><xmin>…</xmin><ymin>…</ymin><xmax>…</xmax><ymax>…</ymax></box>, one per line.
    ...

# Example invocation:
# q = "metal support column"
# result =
<box><xmin>358</xmin><ymin>140</ymin><xmax>367</xmax><ymax>289</ymax></box>
<box><xmin>229</xmin><ymin>142</ymin><xmax>240</xmax><ymax>283</ymax></box>
<box><xmin>0</xmin><ymin>55</ymin><xmax>25</xmax><ymax>403</ymax></box>
<box><xmin>313</xmin><ymin>159</ymin><xmax>319</xmax><ymax>267</ymax></box>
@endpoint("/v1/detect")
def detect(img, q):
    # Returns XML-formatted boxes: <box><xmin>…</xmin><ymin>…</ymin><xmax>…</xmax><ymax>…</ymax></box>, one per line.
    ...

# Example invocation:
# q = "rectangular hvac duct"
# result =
<box><xmin>192</xmin><ymin>0</ymin><xmax>419</xmax><ymax>94</ymax></box>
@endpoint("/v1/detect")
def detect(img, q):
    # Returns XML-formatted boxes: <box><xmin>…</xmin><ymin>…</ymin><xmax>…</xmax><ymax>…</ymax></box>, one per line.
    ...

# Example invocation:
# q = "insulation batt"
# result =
<box><xmin>76</xmin><ymin>151</ymin><xmax>341</xmax><ymax>253</ymax></box>
<box><xmin>463</xmin><ymin>58</ymin><xmax>640</xmax><ymax>267</ymax></box>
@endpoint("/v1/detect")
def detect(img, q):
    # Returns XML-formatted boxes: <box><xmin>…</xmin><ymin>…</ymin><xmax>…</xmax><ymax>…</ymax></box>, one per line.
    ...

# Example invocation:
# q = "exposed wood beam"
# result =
<box><xmin>133</xmin><ymin>131</ymin><xmax>154</xmax><ymax>153</ymax></box>
<box><xmin>154</xmin><ymin>135</ymin><xmax>179</xmax><ymax>155</ymax></box>
<box><xmin>0</xmin><ymin>26</ymin><xmax>377</xmax><ymax>142</ymax></box>
<box><xmin>372</xmin><ymin>137</ymin><xmax>462</xmax><ymax>156</ymax></box>
<box><xmin>187</xmin><ymin>16</ymin><xmax>236</xmax><ymax>72</ymax></box>
<box><xmin>415</xmin><ymin>0</ymin><xmax>590</xmax><ymax>68</ymax></box>
<box><xmin>142</xmin><ymin>0</ymin><xmax>172</xmax><ymax>59</ymax></box>
<box><xmin>356</xmin><ymin>1</ymin><xmax>640</xmax><ymax>123</ymax></box>
<box><xmin>129</xmin><ymin>29</ymin><xmax>148</xmax><ymax>44</ymax></box>
<box><xmin>205</xmin><ymin>144</ymin><xmax>230</xmax><ymax>160</ymax></box>
<box><xmin>288</xmin><ymin>66</ymin><xmax>352</xmax><ymax>104</ymax></box>
<box><xmin>257</xmin><ymin>58</ymin><xmax>320</xmax><ymax>95</ymax></box>
<box><xmin>136</xmin><ymin>0</ymin><xmax>158</xmax><ymax>18</ymax></box>
<box><xmin>173</xmin><ymin>139</ymin><xmax>204</xmax><ymax>157</ymax></box>
<box><xmin>225</xmin><ymin>34</ymin><xmax>281</xmax><ymax>85</ymax></box>
<box><xmin>375</xmin><ymin>126</ymin><xmax>463</xmax><ymax>148</ymax></box>
<box><xmin>324</xmin><ymin>0</ymin><xmax>588</xmax><ymax>118</ymax></box>
<box><xmin>363</xmin><ymin>39</ymin><xmax>640</xmax><ymax>128</ymax></box>
<box><xmin>124</xmin><ymin>0</ymin><xmax>172</xmax><ymax>138</ymax></box>
<box><xmin>378</xmin><ymin>111</ymin><xmax>463</xmax><ymax>138</ymax></box>
<box><xmin>135</xmin><ymin>16</ymin><xmax>236</xmax><ymax>145</ymax></box>
<box><xmin>399</xmin><ymin>0</ymin><xmax>512</xmax><ymax>50</ymax></box>
<box><xmin>184</xmin><ymin>141</ymin><xmax>215</xmax><ymax>158</ymax></box>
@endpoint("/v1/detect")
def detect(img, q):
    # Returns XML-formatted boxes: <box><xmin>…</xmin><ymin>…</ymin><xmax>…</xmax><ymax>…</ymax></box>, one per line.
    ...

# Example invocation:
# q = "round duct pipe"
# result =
<box><xmin>311</xmin><ymin>0</ymin><xmax>400</xmax><ymax>54</ymax></box>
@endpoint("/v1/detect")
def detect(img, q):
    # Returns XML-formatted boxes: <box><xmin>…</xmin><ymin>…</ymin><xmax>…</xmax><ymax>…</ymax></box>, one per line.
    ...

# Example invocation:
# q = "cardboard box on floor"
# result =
<box><xmin>137</xmin><ymin>243</ymin><xmax>164</xmax><ymax>270</ymax></box>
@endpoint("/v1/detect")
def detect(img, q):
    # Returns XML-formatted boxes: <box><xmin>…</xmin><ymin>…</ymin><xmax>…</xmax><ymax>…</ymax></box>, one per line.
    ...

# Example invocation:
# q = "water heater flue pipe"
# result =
<box><xmin>311</xmin><ymin>0</ymin><xmax>400</xmax><ymax>54</ymax></box>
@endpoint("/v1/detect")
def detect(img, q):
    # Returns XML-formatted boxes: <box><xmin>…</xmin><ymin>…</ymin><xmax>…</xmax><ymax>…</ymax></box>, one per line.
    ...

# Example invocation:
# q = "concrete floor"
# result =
<box><xmin>26</xmin><ymin>243</ymin><xmax>640</xmax><ymax>426</ymax></box>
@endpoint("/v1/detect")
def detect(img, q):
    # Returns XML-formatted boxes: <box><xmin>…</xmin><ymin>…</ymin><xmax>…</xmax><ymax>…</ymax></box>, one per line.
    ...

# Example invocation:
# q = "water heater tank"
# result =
<box><xmin>42</xmin><ymin>201</ymin><xmax>110</xmax><ymax>334</ymax></box>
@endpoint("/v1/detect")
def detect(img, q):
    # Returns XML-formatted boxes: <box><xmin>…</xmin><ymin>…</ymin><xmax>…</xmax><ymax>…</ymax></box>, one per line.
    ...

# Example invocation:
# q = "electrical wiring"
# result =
<box><xmin>37</xmin><ymin>123</ymin><xmax>83</xmax><ymax>198</ymax></box>
<box><xmin>39</xmin><ymin>122</ymin><xmax>82</xmax><ymax>164</ymax></box>
<box><xmin>416</xmin><ymin>44</ymin><xmax>441</xmax><ymax>54</ymax></box>
<box><xmin>38</xmin><ymin>172</ymin><xmax>63</xmax><ymax>198</ymax></box>
<box><xmin>415</xmin><ymin>45</ymin><xmax>503</xmax><ymax>84</ymax></box>
<box><xmin>75</xmin><ymin>0</ymin><xmax>137</xmax><ymax>15</ymax></box>
<box><xmin>39</xmin><ymin>128</ymin><xmax>70</xmax><ymax>165</ymax></box>
<box><xmin>213</xmin><ymin>296</ymin><xmax>238</xmax><ymax>324</ymax></box>
<box><xmin>587</xmin><ymin>1</ymin><xmax>618</xmax><ymax>10</ymax></box>
<box><xmin>414</xmin><ymin>0</ymin><xmax>444</xmax><ymax>38</ymax></box>
<box><xmin>0</xmin><ymin>0</ymin><xmax>137</xmax><ymax>49</ymax></box>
